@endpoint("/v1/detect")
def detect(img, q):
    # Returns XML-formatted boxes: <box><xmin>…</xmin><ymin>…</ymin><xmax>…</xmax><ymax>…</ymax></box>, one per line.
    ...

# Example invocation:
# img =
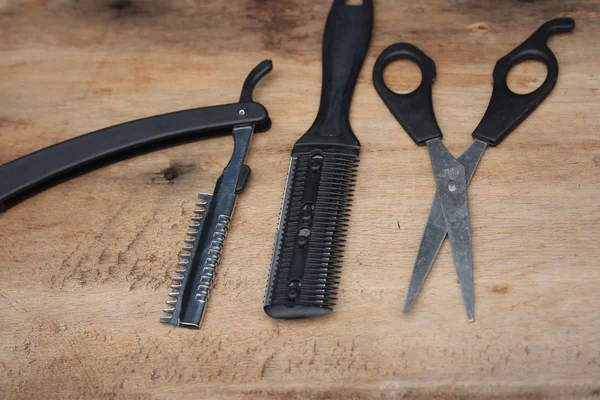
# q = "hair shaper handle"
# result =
<box><xmin>293</xmin><ymin>0</ymin><xmax>373</xmax><ymax>153</ymax></box>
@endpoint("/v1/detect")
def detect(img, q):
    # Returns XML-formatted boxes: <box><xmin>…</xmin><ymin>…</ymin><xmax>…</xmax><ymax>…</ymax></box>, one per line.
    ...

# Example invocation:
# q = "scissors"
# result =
<box><xmin>372</xmin><ymin>18</ymin><xmax>574</xmax><ymax>321</ymax></box>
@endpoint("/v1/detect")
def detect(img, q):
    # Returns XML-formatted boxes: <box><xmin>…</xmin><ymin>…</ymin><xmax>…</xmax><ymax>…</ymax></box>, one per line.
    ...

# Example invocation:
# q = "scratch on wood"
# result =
<box><xmin>260</xmin><ymin>351</ymin><xmax>279</xmax><ymax>379</ymax></box>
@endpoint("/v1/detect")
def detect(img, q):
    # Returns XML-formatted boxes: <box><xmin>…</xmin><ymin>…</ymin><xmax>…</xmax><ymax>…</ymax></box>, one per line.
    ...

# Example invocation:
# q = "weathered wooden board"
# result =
<box><xmin>1</xmin><ymin>0</ymin><xmax>599</xmax><ymax>398</ymax></box>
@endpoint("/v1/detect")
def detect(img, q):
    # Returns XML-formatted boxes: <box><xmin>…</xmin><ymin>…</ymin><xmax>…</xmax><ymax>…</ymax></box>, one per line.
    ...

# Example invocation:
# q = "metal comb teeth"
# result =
<box><xmin>264</xmin><ymin>152</ymin><xmax>358</xmax><ymax>319</ymax></box>
<box><xmin>160</xmin><ymin>193</ymin><xmax>213</xmax><ymax>326</ymax></box>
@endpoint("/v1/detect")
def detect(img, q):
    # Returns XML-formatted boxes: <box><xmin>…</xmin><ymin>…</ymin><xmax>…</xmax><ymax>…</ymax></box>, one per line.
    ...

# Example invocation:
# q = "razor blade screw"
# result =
<box><xmin>301</xmin><ymin>203</ymin><xmax>314</xmax><ymax>221</ymax></box>
<box><xmin>297</xmin><ymin>227</ymin><xmax>311</xmax><ymax>248</ymax></box>
<box><xmin>238</xmin><ymin>109</ymin><xmax>246</xmax><ymax>116</ymax></box>
<box><xmin>310</xmin><ymin>154</ymin><xmax>324</xmax><ymax>172</ymax></box>
<box><xmin>287</xmin><ymin>280</ymin><xmax>301</xmax><ymax>300</ymax></box>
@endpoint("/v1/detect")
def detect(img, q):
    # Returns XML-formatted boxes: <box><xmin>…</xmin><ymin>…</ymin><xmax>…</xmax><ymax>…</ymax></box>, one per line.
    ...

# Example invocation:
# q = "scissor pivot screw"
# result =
<box><xmin>448</xmin><ymin>184</ymin><xmax>456</xmax><ymax>192</ymax></box>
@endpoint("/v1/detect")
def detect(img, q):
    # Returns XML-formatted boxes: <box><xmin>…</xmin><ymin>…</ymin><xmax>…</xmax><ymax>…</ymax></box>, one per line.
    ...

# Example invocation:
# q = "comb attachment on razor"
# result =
<box><xmin>161</xmin><ymin>193</ymin><xmax>213</xmax><ymax>325</ymax></box>
<box><xmin>161</xmin><ymin>60</ymin><xmax>273</xmax><ymax>328</ymax></box>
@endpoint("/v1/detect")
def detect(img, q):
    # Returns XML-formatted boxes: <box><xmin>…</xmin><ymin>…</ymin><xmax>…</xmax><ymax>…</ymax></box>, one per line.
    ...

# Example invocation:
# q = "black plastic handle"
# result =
<box><xmin>0</xmin><ymin>59</ymin><xmax>274</xmax><ymax>212</ymax></box>
<box><xmin>472</xmin><ymin>18</ymin><xmax>575</xmax><ymax>146</ymax></box>
<box><xmin>0</xmin><ymin>103</ymin><xmax>268</xmax><ymax>212</ymax></box>
<box><xmin>240</xmin><ymin>60</ymin><xmax>273</xmax><ymax>103</ymax></box>
<box><xmin>373</xmin><ymin>43</ymin><xmax>443</xmax><ymax>146</ymax></box>
<box><xmin>294</xmin><ymin>0</ymin><xmax>373</xmax><ymax>151</ymax></box>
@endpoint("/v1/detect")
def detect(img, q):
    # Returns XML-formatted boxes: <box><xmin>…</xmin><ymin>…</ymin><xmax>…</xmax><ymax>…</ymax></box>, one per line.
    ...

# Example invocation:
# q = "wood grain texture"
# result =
<box><xmin>1</xmin><ymin>0</ymin><xmax>599</xmax><ymax>398</ymax></box>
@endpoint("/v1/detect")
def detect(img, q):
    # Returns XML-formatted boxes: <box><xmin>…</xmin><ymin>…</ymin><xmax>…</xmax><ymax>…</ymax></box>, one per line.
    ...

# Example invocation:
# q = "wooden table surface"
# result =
<box><xmin>1</xmin><ymin>0</ymin><xmax>599</xmax><ymax>398</ymax></box>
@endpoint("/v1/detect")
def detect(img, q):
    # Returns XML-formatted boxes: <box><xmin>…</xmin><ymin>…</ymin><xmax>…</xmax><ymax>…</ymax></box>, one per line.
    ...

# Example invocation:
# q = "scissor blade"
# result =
<box><xmin>428</xmin><ymin>139</ymin><xmax>474</xmax><ymax>321</ymax></box>
<box><xmin>403</xmin><ymin>194</ymin><xmax>446</xmax><ymax>314</ymax></box>
<box><xmin>403</xmin><ymin>140</ymin><xmax>487</xmax><ymax>316</ymax></box>
<box><xmin>458</xmin><ymin>140</ymin><xmax>488</xmax><ymax>182</ymax></box>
